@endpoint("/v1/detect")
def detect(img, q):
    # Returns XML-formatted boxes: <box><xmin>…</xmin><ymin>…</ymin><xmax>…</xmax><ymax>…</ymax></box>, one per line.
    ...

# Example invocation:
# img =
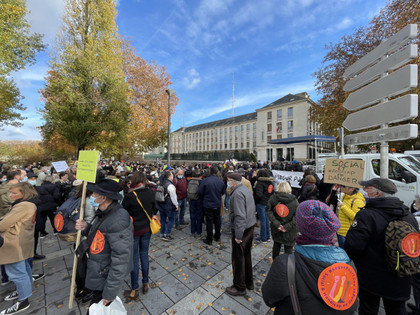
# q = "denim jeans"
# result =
<box><xmin>256</xmin><ymin>204</ymin><xmax>270</xmax><ymax>241</ymax></box>
<box><xmin>337</xmin><ymin>234</ymin><xmax>346</xmax><ymax>248</ymax></box>
<box><xmin>175</xmin><ymin>198</ymin><xmax>187</xmax><ymax>226</ymax></box>
<box><xmin>4</xmin><ymin>260</ymin><xmax>32</xmax><ymax>301</ymax></box>
<box><xmin>131</xmin><ymin>232</ymin><xmax>151</xmax><ymax>290</ymax></box>
<box><xmin>160</xmin><ymin>209</ymin><xmax>176</xmax><ymax>236</ymax></box>
<box><xmin>189</xmin><ymin>200</ymin><xmax>203</xmax><ymax>235</ymax></box>
<box><xmin>224</xmin><ymin>194</ymin><xmax>230</xmax><ymax>209</ymax></box>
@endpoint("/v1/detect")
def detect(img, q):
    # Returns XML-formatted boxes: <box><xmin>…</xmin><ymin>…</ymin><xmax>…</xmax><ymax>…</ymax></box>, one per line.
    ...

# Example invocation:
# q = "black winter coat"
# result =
<box><xmin>345</xmin><ymin>197</ymin><xmax>419</xmax><ymax>300</ymax></box>
<box><xmin>36</xmin><ymin>182</ymin><xmax>61</xmax><ymax>212</ymax></box>
<box><xmin>254</xmin><ymin>177</ymin><xmax>274</xmax><ymax>205</ymax></box>
<box><xmin>298</xmin><ymin>183</ymin><xmax>318</xmax><ymax>202</ymax></box>
<box><xmin>266</xmin><ymin>192</ymin><xmax>298</xmax><ymax>246</ymax></box>
<box><xmin>122</xmin><ymin>186</ymin><xmax>156</xmax><ymax>233</ymax></box>
<box><xmin>262</xmin><ymin>247</ymin><xmax>359</xmax><ymax>315</ymax></box>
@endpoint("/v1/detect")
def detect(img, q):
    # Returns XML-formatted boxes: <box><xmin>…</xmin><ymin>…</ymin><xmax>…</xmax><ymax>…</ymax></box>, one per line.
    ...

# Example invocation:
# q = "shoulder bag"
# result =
<box><xmin>133</xmin><ymin>191</ymin><xmax>161</xmax><ymax>234</ymax></box>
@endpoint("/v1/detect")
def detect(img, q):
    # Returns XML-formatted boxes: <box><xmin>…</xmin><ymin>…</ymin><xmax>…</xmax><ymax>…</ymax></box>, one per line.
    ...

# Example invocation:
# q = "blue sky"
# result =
<box><xmin>1</xmin><ymin>0</ymin><xmax>389</xmax><ymax>141</ymax></box>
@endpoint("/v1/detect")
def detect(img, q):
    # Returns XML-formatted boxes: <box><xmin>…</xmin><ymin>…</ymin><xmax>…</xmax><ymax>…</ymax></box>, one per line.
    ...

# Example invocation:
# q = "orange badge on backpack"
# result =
<box><xmin>275</xmin><ymin>203</ymin><xmax>289</xmax><ymax>217</ymax></box>
<box><xmin>401</xmin><ymin>233</ymin><xmax>420</xmax><ymax>258</ymax></box>
<box><xmin>90</xmin><ymin>230</ymin><xmax>105</xmax><ymax>254</ymax></box>
<box><xmin>54</xmin><ymin>214</ymin><xmax>64</xmax><ymax>232</ymax></box>
<box><xmin>318</xmin><ymin>263</ymin><xmax>358</xmax><ymax>310</ymax></box>
<box><xmin>268</xmin><ymin>184</ymin><xmax>273</xmax><ymax>194</ymax></box>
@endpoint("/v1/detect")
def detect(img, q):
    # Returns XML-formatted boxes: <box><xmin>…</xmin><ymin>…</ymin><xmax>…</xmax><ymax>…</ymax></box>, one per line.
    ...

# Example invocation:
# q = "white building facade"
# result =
<box><xmin>168</xmin><ymin>92</ymin><xmax>328</xmax><ymax>161</ymax></box>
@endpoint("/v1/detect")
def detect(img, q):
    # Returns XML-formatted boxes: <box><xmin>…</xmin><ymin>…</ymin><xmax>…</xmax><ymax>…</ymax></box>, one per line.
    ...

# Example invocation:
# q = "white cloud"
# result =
<box><xmin>183</xmin><ymin>69</ymin><xmax>201</xmax><ymax>89</ymax></box>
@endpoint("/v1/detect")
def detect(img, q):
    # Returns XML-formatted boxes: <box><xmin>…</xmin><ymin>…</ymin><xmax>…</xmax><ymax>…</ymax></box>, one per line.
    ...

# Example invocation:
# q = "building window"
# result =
<box><xmin>247</xmin><ymin>142</ymin><xmax>250</xmax><ymax>148</ymax></box>
<box><xmin>288</xmin><ymin>133</ymin><xmax>293</xmax><ymax>138</ymax></box>
<box><xmin>241</xmin><ymin>125</ymin><xmax>244</xmax><ymax>132</ymax></box>
<box><xmin>235</xmin><ymin>126</ymin><xmax>238</xmax><ymax>132</ymax></box>
<box><xmin>288</xmin><ymin>120</ymin><xmax>293</xmax><ymax>132</ymax></box>
<box><xmin>277</xmin><ymin>134</ymin><xmax>282</xmax><ymax>139</ymax></box>
<box><xmin>241</xmin><ymin>142</ymin><xmax>244</xmax><ymax>148</ymax></box>
<box><xmin>247</xmin><ymin>133</ymin><xmax>250</xmax><ymax>140</ymax></box>
<box><xmin>276</xmin><ymin>122</ymin><xmax>282</xmax><ymax>133</ymax></box>
<box><xmin>267</xmin><ymin>111</ymin><xmax>272</xmax><ymax>120</ymax></box>
<box><xmin>225</xmin><ymin>127</ymin><xmax>227</xmax><ymax>133</ymax></box>
<box><xmin>267</xmin><ymin>136</ymin><xmax>272</xmax><ymax>143</ymax></box>
<box><xmin>247</xmin><ymin>124</ymin><xmax>250</xmax><ymax>131</ymax></box>
<box><xmin>277</xmin><ymin>109</ymin><xmax>282</xmax><ymax>119</ymax></box>
<box><xmin>229</xmin><ymin>126</ymin><xmax>232</xmax><ymax>133</ymax></box>
<box><xmin>225</xmin><ymin>143</ymin><xmax>227</xmax><ymax>149</ymax></box>
<box><xmin>253</xmin><ymin>132</ymin><xmax>256</xmax><ymax>139</ymax></box>
<box><xmin>253</xmin><ymin>123</ymin><xmax>256</xmax><ymax>130</ymax></box>
<box><xmin>235</xmin><ymin>143</ymin><xmax>238</xmax><ymax>148</ymax></box>
<box><xmin>288</xmin><ymin>107</ymin><xmax>293</xmax><ymax>118</ymax></box>
<box><xmin>267</xmin><ymin>124</ymin><xmax>272</xmax><ymax>132</ymax></box>
<box><xmin>230</xmin><ymin>143</ymin><xmax>232</xmax><ymax>149</ymax></box>
<box><xmin>253</xmin><ymin>141</ymin><xmax>256</xmax><ymax>147</ymax></box>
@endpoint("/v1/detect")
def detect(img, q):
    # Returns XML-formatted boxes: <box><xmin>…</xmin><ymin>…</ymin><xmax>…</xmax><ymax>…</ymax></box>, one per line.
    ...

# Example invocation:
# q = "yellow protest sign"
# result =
<box><xmin>76</xmin><ymin>151</ymin><xmax>99</xmax><ymax>183</ymax></box>
<box><xmin>324</xmin><ymin>158</ymin><xmax>365</xmax><ymax>188</ymax></box>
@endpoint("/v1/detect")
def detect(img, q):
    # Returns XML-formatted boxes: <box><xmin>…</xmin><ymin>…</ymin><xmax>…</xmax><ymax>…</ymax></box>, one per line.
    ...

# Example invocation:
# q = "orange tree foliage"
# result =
<box><xmin>0</xmin><ymin>141</ymin><xmax>48</xmax><ymax>165</ymax></box>
<box><xmin>123</xmin><ymin>41</ymin><xmax>179</xmax><ymax>153</ymax></box>
<box><xmin>312</xmin><ymin>0</ymin><xmax>419</xmax><ymax>150</ymax></box>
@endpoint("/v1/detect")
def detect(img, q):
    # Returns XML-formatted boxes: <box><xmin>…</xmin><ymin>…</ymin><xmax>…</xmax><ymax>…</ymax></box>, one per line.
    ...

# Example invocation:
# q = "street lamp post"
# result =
<box><xmin>166</xmin><ymin>89</ymin><xmax>175</xmax><ymax>167</ymax></box>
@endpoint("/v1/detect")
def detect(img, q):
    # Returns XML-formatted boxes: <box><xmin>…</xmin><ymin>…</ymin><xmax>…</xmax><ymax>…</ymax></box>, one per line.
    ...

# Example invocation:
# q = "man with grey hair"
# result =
<box><xmin>225</xmin><ymin>172</ymin><xmax>256</xmax><ymax>296</ymax></box>
<box><xmin>345</xmin><ymin>178</ymin><xmax>418</xmax><ymax>315</ymax></box>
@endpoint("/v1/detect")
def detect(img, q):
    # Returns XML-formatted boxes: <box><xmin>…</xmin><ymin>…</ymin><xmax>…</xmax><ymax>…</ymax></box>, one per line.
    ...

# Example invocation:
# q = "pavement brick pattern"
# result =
<box><xmin>0</xmin><ymin>208</ymin><xmax>415</xmax><ymax>314</ymax></box>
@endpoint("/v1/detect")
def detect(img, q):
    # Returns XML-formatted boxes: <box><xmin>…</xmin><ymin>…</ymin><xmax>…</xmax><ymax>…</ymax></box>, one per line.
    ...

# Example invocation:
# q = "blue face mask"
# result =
<box><xmin>227</xmin><ymin>181</ymin><xmax>231</xmax><ymax>188</ymax></box>
<box><xmin>20</xmin><ymin>176</ymin><xmax>28</xmax><ymax>182</ymax></box>
<box><xmin>1</xmin><ymin>178</ymin><xmax>7</xmax><ymax>182</ymax></box>
<box><xmin>28</xmin><ymin>180</ymin><xmax>36</xmax><ymax>186</ymax></box>
<box><xmin>177</xmin><ymin>175</ymin><xmax>183</xmax><ymax>179</ymax></box>
<box><xmin>89</xmin><ymin>196</ymin><xmax>100</xmax><ymax>208</ymax></box>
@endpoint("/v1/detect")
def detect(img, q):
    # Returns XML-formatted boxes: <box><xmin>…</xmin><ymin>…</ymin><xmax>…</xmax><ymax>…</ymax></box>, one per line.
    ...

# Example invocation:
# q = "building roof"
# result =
<box><xmin>260</xmin><ymin>93</ymin><xmax>307</xmax><ymax>109</ymax></box>
<box><xmin>173</xmin><ymin>112</ymin><xmax>257</xmax><ymax>133</ymax></box>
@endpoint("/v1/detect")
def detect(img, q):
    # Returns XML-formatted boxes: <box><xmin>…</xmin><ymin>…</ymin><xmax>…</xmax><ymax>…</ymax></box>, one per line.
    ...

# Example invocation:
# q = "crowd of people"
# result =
<box><xmin>0</xmin><ymin>159</ymin><xmax>419</xmax><ymax>314</ymax></box>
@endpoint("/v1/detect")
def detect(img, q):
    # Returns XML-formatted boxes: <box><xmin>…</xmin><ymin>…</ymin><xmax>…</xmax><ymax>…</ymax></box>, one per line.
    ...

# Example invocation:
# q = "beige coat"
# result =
<box><xmin>0</xmin><ymin>201</ymin><xmax>36</xmax><ymax>264</ymax></box>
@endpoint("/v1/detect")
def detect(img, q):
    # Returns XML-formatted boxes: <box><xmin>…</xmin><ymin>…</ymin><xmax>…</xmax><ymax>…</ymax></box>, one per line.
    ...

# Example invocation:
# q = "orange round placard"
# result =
<box><xmin>275</xmin><ymin>203</ymin><xmax>289</xmax><ymax>217</ymax></box>
<box><xmin>54</xmin><ymin>214</ymin><xmax>64</xmax><ymax>232</ymax></box>
<box><xmin>318</xmin><ymin>263</ymin><xmax>358</xmax><ymax>310</ymax></box>
<box><xmin>401</xmin><ymin>233</ymin><xmax>420</xmax><ymax>258</ymax></box>
<box><xmin>90</xmin><ymin>230</ymin><xmax>105</xmax><ymax>255</ymax></box>
<box><xmin>267</xmin><ymin>184</ymin><xmax>274</xmax><ymax>194</ymax></box>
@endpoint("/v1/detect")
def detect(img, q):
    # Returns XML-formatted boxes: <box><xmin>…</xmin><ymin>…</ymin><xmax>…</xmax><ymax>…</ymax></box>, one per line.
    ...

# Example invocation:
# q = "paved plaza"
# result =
<box><xmin>0</xmin><ymin>209</ymin><xmax>415</xmax><ymax>314</ymax></box>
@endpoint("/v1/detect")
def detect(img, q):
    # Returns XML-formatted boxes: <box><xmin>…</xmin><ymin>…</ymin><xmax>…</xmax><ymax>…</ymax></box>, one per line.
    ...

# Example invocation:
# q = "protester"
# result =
<box><xmin>225</xmin><ymin>172</ymin><xmax>256</xmax><ymax>296</ymax></box>
<box><xmin>335</xmin><ymin>184</ymin><xmax>365</xmax><ymax>248</ymax></box>
<box><xmin>174</xmin><ymin>168</ymin><xmax>188</xmax><ymax>228</ymax></box>
<box><xmin>345</xmin><ymin>178</ymin><xmax>418</xmax><ymax>315</ymax></box>
<box><xmin>0</xmin><ymin>183</ymin><xmax>38</xmax><ymax>314</ymax></box>
<box><xmin>35</xmin><ymin>176</ymin><xmax>60</xmax><ymax>238</ymax></box>
<box><xmin>266</xmin><ymin>181</ymin><xmax>299</xmax><ymax>259</ymax></box>
<box><xmin>199</xmin><ymin>165</ymin><xmax>226</xmax><ymax>246</ymax></box>
<box><xmin>262</xmin><ymin>200</ymin><xmax>359</xmax><ymax>314</ymax></box>
<box><xmin>75</xmin><ymin>178</ymin><xmax>133</xmax><ymax>314</ymax></box>
<box><xmin>298</xmin><ymin>174</ymin><xmax>318</xmax><ymax>202</ymax></box>
<box><xmin>122</xmin><ymin>172</ymin><xmax>155</xmax><ymax>298</ymax></box>
<box><xmin>156</xmin><ymin>170</ymin><xmax>178</xmax><ymax>241</ymax></box>
<box><xmin>254</xmin><ymin>168</ymin><xmax>274</xmax><ymax>243</ymax></box>
<box><xmin>188</xmin><ymin>169</ymin><xmax>202</xmax><ymax>237</ymax></box>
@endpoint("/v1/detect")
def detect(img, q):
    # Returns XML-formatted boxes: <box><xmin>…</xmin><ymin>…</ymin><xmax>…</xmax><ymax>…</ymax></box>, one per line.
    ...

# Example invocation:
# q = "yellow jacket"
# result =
<box><xmin>337</xmin><ymin>191</ymin><xmax>365</xmax><ymax>237</ymax></box>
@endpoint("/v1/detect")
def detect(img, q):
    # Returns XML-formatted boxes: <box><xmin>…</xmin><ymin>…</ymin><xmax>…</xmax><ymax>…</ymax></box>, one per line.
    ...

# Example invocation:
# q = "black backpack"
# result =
<box><xmin>54</xmin><ymin>196</ymin><xmax>82</xmax><ymax>235</ymax></box>
<box><xmin>187</xmin><ymin>179</ymin><xmax>200</xmax><ymax>200</ymax></box>
<box><xmin>384</xmin><ymin>219</ymin><xmax>420</xmax><ymax>276</ymax></box>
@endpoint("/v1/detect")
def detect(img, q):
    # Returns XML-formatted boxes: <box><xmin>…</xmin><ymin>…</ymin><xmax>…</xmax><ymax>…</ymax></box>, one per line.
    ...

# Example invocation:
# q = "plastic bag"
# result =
<box><xmin>88</xmin><ymin>296</ymin><xmax>127</xmax><ymax>315</ymax></box>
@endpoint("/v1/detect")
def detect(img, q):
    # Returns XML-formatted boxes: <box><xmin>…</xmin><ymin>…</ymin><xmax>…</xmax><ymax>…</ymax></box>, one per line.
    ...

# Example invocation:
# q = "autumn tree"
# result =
<box><xmin>123</xmin><ymin>41</ymin><xmax>179</xmax><ymax>154</ymax></box>
<box><xmin>312</xmin><ymin>0</ymin><xmax>419</xmax><ymax>150</ymax></box>
<box><xmin>40</xmin><ymin>0</ymin><xmax>129</xmax><ymax>156</ymax></box>
<box><xmin>0</xmin><ymin>0</ymin><xmax>44</xmax><ymax>127</ymax></box>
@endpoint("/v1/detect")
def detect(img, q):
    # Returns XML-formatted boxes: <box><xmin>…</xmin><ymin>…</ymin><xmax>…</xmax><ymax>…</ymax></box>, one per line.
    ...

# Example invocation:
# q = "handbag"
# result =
<box><xmin>89</xmin><ymin>296</ymin><xmax>127</xmax><ymax>315</ymax></box>
<box><xmin>133</xmin><ymin>191</ymin><xmax>161</xmax><ymax>234</ymax></box>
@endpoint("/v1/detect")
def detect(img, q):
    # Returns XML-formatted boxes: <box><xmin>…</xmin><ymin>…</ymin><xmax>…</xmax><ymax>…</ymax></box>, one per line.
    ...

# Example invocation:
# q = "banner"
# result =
<box><xmin>51</xmin><ymin>161</ymin><xmax>69</xmax><ymax>173</ymax></box>
<box><xmin>324</xmin><ymin>158</ymin><xmax>365</xmax><ymax>188</ymax></box>
<box><xmin>76</xmin><ymin>151</ymin><xmax>100</xmax><ymax>183</ymax></box>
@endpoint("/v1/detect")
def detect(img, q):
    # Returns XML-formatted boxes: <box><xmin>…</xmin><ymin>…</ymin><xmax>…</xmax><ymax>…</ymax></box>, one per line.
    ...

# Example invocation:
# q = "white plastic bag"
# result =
<box><xmin>88</xmin><ymin>296</ymin><xmax>127</xmax><ymax>315</ymax></box>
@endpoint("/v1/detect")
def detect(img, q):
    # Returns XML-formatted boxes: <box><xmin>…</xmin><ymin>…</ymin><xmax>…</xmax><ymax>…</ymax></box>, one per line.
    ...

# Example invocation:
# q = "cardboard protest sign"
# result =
<box><xmin>324</xmin><ymin>158</ymin><xmax>365</xmax><ymax>188</ymax></box>
<box><xmin>76</xmin><ymin>151</ymin><xmax>99</xmax><ymax>183</ymax></box>
<box><xmin>52</xmin><ymin>161</ymin><xmax>69</xmax><ymax>173</ymax></box>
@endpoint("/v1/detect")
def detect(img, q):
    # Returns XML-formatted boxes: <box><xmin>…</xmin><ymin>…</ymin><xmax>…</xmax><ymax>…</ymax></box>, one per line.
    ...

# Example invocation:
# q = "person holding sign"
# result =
<box><xmin>335</xmin><ymin>184</ymin><xmax>365</xmax><ymax>248</ymax></box>
<box><xmin>75</xmin><ymin>179</ymin><xmax>132</xmax><ymax>313</ymax></box>
<box><xmin>262</xmin><ymin>200</ymin><xmax>359</xmax><ymax>314</ymax></box>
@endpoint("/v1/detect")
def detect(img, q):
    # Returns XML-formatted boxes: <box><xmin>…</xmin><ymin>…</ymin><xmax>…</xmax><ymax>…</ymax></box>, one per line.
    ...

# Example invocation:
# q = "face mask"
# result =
<box><xmin>177</xmin><ymin>175</ymin><xmax>183</xmax><ymax>179</ymax></box>
<box><xmin>89</xmin><ymin>196</ymin><xmax>100</xmax><ymax>208</ymax></box>
<box><xmin>227</xmin><ymin>182</ymin><xmax>231</xmax><ymax>188</ymax></box>
<box><xmin>20</xmin><ymin>176</ymin><xmax>28</xmax><ymax>182</ymax></box>
<box><xmin>28</xmin><ymin>180</ymin><xmax>36</xmax><ymax>186</ymax></box>
<box><xmin>1</xmin><ymin>178</ymin><xmax>6</xmax><ymax>182</ymax></box>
